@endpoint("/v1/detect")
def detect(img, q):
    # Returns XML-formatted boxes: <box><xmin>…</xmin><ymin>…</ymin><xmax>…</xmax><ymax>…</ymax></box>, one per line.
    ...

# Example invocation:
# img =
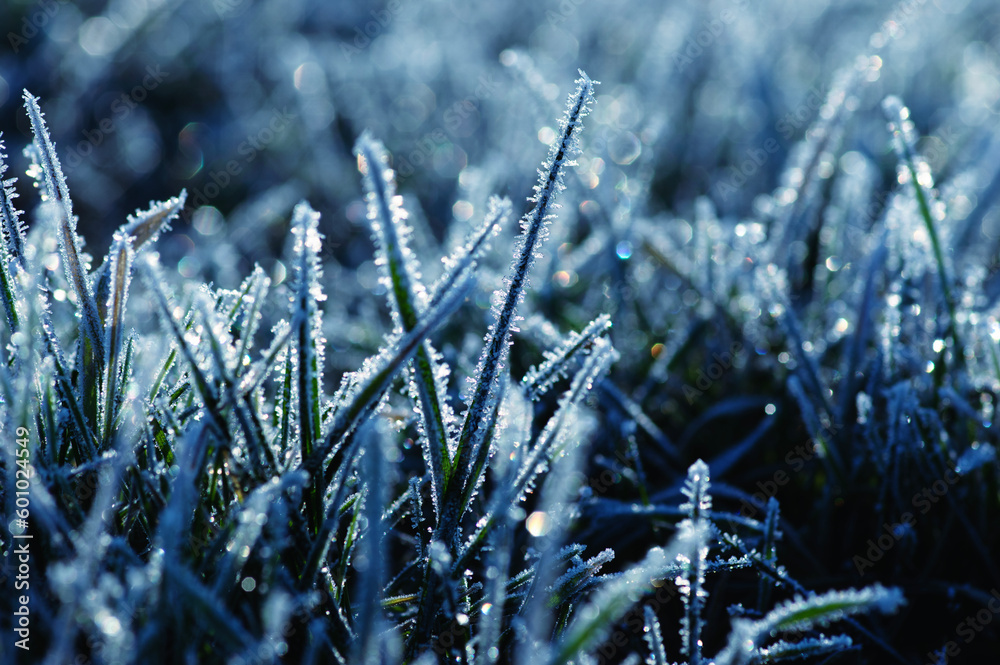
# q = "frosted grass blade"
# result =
<box><xmin>288</xmin><ymin>201</ymin><xmax>326</xmax><ymax>529</ymax></box>
<box><xmin>444</xmin><ymin>71</ymin><xmax>597</xmax><ymax>548</ymax></box>
<box><xmin>677</xmin><ymin>460</ymin><xmax>711</xmax><ymax>665</ymax></box>
<box><xmin>95</xmin><ymin>192</ymin><xmax>186</xmax><ymax>322</ymax></box>
<box><xmin>548</xmin><ymin>524</ymin><xmax>703</xmax><ymax>665</ymax></box>
<box><xmin>522</xmin><ymin>314</ymin><xmax>611</xmax><ymax>400</ymax></box>
<box><xmin>101</xmin><ymin>231</ymin><xmax>135</xmax><ymax>445</ymax></box>
<box><xmin>23</xmin><ymin>91</ymin><xmax>105</xmax><ymax>364</ymax></box>
<box><xmin>715</xmin><ymin>584</ymin><xmax>905</xmax><ymax>665</ymax></box>
<box><xmin>0</xmin><ymin>134</ymin><xmax>27</xmax><ymax>270</ymax></box>
<box><xmin>356</xmin><ymin>133</ymin><xmax>456</xmax><ymax>523</ymax></box>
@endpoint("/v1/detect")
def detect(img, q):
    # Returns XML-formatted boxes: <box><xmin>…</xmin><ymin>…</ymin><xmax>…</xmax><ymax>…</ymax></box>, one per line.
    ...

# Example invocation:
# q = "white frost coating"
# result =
<box><xmin>0</xmin><ymin>134</ymin><xmax>27</xmax><ymax>270</ymax></box>
<box><xmin>101</xmin><ymin>231</ymin><xmax>135</xmax><ymax>442</ymax></box>
<box><xmin>452</xmin><ymin>72</ymin><xmax>598</xmax><ymax>523</ymax></box>
<box><xmin>289</xmin><ymin>201</ymin><xmax>326</xmax><ymax>460</ymax></box>
<box><xmin>23</xmin><ymin>90</ymin><xmax>106</xmax><ymax>362</ymax></box>
<box><xmin>355</xmin><ymin>132</ymin><xmax>428</xmax><ymax>331</ymax></box>
<box><xmin>677</xmin><ymin>460</ymin><xmax>711</xmax><ymax>665</ymax></box>
<box><xmin>715</xmin><ymin>584</ymin><xmax>905</xmax><ymax>665</ymax></box>
<box><xmin>522</xmin><ymin>314</ymin><xmax>612</xmax><ymax>400</ymax></box>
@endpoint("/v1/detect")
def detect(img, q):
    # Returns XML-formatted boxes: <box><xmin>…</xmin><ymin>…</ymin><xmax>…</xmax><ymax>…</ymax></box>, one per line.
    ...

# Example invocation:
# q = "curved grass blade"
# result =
<box><xmin>715</xmin><ymin>584</ymin><xmax>905</xmax><ymax>665</ymax></box>
<box><xmin>95</xmin><ymin>192</ymin><xmax>186</xmax><ymax>322</ymax></box>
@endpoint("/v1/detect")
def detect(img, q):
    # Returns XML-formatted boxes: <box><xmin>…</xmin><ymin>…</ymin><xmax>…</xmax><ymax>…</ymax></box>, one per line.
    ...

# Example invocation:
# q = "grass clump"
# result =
<box><xmin>0</xmin><ymin>65</ymin><xmax>918</xmax><ymax>665</ymax></box>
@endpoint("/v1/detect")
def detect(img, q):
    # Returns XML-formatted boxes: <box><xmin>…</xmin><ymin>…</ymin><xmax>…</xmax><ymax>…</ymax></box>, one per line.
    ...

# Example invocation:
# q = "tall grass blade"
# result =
<box><xmin>0</xmin><ymin>133</ymin><xmax>27</xmax><ymax>270</ymax></box>
<box><xmin>23</xmin><ymin>91</ymin><xmax>106</xmax><ymax>364</ymax></box>
<box><xmin>101</xmin><ymin>231</ymin><xmax>135</xmax><ymax>445</ymax></box>
<box><xmin>355</xmin><ymin>133</ymin><xmax>456</xmax><ymax>523</ymax></box>
<box><xmin>289</xmin><ymin>201</ymin><xmax>326</xmax><ymax>529</ymax></box>
<box><xmin>444</xmin><ymin>71</ymin><xmax>597</xmax><ymax>548</ymax></box>
<box><xmin>677</xmin><ymin>460</ymin><xmax>711</xmax><ymax>665</ymax></box>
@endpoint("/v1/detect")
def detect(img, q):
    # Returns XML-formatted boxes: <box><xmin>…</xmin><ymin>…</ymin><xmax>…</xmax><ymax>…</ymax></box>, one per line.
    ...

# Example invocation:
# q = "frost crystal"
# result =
<box><xmin>446</xmin><ymin>72</ymin><xmax>598</xmax><ymax>547</ymax></box>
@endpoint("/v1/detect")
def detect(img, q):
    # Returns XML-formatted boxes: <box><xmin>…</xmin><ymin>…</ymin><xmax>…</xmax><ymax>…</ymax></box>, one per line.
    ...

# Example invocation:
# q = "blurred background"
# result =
<box><xmin>1</xmin><ymin>0</ymin><xmax>996</xmax><ymax>274</ymax></box>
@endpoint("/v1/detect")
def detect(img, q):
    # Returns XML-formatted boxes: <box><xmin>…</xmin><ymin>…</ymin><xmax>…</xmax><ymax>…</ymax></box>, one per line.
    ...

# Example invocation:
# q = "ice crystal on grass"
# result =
<box><xmin>677</xmin><ymin>460</ymin><xmax>711</xmax><ymax>665</ymax></box>
<box><xmin>101</xmin><ymin>231</ymin><xmax>135</xmax><ymax>444</ymax></box>
<box><xmin>6</xmin><ymin>13</ymin><xmax>986</xmax><ymax>657</ymax></box>
<box><xmin>356</xmin><ymin>133</ymin><xmax>460</xmax><ymax>524</ymax></box>
<box><xmin>716</xmin><ymin>585</ymin><xmax>905</xmax><ymax>665</ymax></box>
<box><xmin>288</xmin><ymin>201</ymin><xmax>327</xmax><ymax>527</ymax></box>
<box><xmin>0</xmin><ymin>135</ymin><xmax>27</xmax><ymax>271</ymax></box>
<box><xmin>446</xmin><ymin>71</ymin><xmax>597</xmax><ymax>548</ymax></box>
<box><xmin>23</xmin><ymin>91</ymin><xmax>105</xmax><ymax>365</ymax></box>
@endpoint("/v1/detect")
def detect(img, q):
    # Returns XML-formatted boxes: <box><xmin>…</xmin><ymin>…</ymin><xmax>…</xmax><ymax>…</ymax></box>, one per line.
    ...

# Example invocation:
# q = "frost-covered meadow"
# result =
<box><xmin>2</xmin><ymin>0</ymin><xmax>1000</xmax><ymax>662</ymax></box>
